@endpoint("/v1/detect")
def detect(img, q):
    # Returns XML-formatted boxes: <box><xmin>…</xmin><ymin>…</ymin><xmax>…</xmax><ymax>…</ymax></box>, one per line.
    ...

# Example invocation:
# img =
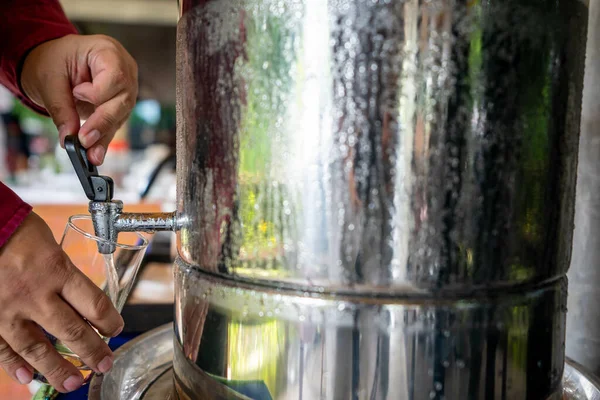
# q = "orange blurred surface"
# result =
<box><xmin>0</xmin><ymin>203</ymin><xmax>162</xmax><ymax>400</ymax></box>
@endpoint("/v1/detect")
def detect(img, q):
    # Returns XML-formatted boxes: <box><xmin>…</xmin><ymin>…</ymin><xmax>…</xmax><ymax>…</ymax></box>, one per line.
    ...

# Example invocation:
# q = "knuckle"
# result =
<box><xmin>89</xmin><ymin>291</ymin><xmax>113</xmax><ymax>321</ymax></box>
<box><xmin>77</xmin><ymin>343</ymin><xmax>106</xmax><ymax>364</ymax></box>
<box><xmin>44</xmin><ymin>364</ymin><xmax>73</xmax><ymax>383</ymax></box>
<box><xmin>19</xmin><ymin>341</ymin><xmax>52</xmax><ymax>364</ymax></box>
<box><xmin>46</xmin><ymin>102</ymin><xmax>64</xmax><ymax>119</ymax></box>
<box><xmin>120</xmin><ymin>95</ymin><xmax>135</xmax><ymax>111</ymax></box>
<box><xmin>96</xmin><ymin>34</ymin><xmax>118</xmax><ymax>48</ymax></box>
<box><xmin>100</xmin><ymin>112</ymin><xmax>119</xmax><ymax>130</ymax></box>
<box><xmin>112</xmin><ymin>70</ymin><xmax>127</xmax><ymax>85</ymax></box>
<box><xmin>0</xmin><ymin>343</ymin><xmax>20</xmax><ymax>366</ymax></box>
<box><xmin>61</xmin><ymin>322</ymin><xmax>88</xmax><ymax>343</ymax></box>
<box><xmin>45</xmin><ymin>250</ymin><xmax>74</xmax><ymax>283</ymax></box>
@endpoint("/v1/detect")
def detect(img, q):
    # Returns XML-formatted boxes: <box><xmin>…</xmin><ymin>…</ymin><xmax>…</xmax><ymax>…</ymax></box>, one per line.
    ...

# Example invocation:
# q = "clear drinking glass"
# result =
<box><xmin>33</xmin><ymin>215</ymin><xmax>149</xmax><ymax>384</ymax></box>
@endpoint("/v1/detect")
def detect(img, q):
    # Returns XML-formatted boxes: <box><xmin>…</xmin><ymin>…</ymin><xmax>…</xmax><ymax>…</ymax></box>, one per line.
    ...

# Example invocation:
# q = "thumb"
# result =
<box><xmin>38</xmin><ymin>75</ymin><xmax>80</xmax><ymax>147</ymax></box>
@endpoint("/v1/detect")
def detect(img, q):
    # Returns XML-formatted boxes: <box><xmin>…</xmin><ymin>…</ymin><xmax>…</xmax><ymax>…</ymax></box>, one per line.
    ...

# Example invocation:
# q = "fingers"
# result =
<box><xmin>72</xmin><ymin>49</ymin><xmax>126</xmax><ymax>106</ymax></box>
<box><xmin>1</xmin><ymin>321</ymin><xmax>83</xmax><ymax>393</ymax></box>
<box><xmin>37</xmin><ymin>72</ymin><xmax>81</xmax><ymax>147</ymax></box>
<box><xmin>34</xmin><ymin>296</ymin><xmax>113</xmax><ymax>375</ymax></box>
<box><xmin>74</xmin><ymin>43</ymin><xmax>138</xmax><ymax>165</ymax></box>
<box><xmin>60</xmin><ymin>267</ymin><xmax>124</xmax><ymax>339</ymax></box>
<box><xmin>80</xmin><ymin>96</ymin><xmax>131</xmax><ymax>164</ymax></box>
<box><xmin>0</xmin><ymin>336</ymin><xmax>33</xmax><ymax>385</ymax></box>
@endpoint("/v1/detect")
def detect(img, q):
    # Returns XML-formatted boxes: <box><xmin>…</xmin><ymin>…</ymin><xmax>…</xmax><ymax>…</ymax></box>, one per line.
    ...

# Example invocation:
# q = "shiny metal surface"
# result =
<box><xmin>176</xmin><ymin>0</ymin><xmax>588</xmax><ymax>294</ymax></box>
<box><xmin>172</xmin><ymin>0</ymin><xmax>589</xmax><ymax>398</ymax></box>
<box><xmin>173</xmin><ymin>261</ymin><xmax>567</xmax><ymax>399</ymax></box>
<box><xmin>115</xmin><ymin>211</ymin><xmax>182</xmax><ymax>233</ymax></box>
<box><xmin>88</xmin><ymin>323</ymin><xmax>175</xmax><ymax>400</ymax></box>
<box><xmin>89</xmin><ymin>201</ymin><xmax>181</xmax><ymax>254</ymax></box>
<box><xmin>567</xmin><ymin>0</ymin><xmax>600</xmax><ymax>378</ymax></box>
<box><xmin>564</xmin><ymin>360</ymin><xmax>600</xmax><ymax>400</ymax></box>
<box><xmin>89</xmin><ymin>323</ymin><xmax>600</xmax><ymax>400</ymax></box>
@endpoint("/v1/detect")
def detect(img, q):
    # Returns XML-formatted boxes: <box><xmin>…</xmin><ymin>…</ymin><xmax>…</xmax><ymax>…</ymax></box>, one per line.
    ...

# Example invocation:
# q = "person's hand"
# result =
<box><xmin>20</xmin><ymin>34</ymin><xmax>138</xmax><ymax>165</ymax></box>
<box><xmin>0</xmin><ymin>213</ymin><xmax>124</xmax><ymax>392</ymax></box>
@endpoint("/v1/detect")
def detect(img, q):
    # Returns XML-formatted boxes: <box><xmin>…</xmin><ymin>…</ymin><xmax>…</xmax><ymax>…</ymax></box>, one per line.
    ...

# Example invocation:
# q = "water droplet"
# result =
<box><xmin>435</xmin><ymin>382</ymin><xmax>443</xmax><ymax>391</ymax></box>
<box><xmin>338</xmin><ymin>303</ymin><xmax>346</xmax><ymax>311</ymax></box>
<box><xmin>299</xmin><ymin>315</ymin><xmax>306</xmax><ymax>322</ymax></box>
<box><xmin>456</xmin><ymin>359</ymin><xmax>466</xmax><ymax>368</ymax></box>
<box><xmin>348</xmin><ymin>224</ymin><xmax>355</xmax><ymax>231</ymax></box>
<box><xmin>442</xmin><ymin>360</ymin><xmax>450</xmax><ymax>368</ymax></box>
<box><xmin>429</xmin><ymin>390</ymin><xmax>436</xmax><ymax>399</ymax></box>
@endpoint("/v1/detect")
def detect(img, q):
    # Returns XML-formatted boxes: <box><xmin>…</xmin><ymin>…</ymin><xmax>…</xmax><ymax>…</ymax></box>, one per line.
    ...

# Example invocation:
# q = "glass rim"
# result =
<box><xmin>67</xmin><ymin>214</ymin><xmax>149</xmax><ymax>250</ymax></box>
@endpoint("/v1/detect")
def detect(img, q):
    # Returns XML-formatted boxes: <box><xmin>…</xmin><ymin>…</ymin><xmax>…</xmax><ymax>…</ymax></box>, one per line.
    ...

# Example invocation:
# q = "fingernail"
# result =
<box><xmin>63</xmin><ymin>374</ymin><xmax>83</xmax><ymax>392</ymax></box>
<box><xmin>81</xmin><ymin>129</ymin><xmax>101</xmax><ymax>147</ymax></box>
<box><xmin>15</xmin><ymin>367</ymin><xmax>32</xmax><ymax>384</ymax></box>
<box><xmin>98</xmin><ymin>356</ymin><xmax>113</xmax><ymax>374</ymax></box>
<box><xmin>92</xmin><ymin>145</ymin><xmax>106</xmax><ymax>164</ymax></box>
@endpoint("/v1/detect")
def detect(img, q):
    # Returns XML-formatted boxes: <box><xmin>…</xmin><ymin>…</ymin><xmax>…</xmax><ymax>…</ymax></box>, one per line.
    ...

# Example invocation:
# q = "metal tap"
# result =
<box><xmin>65</xmin><ymin>135</ymin><xmax>182</xmax><ymax>254</ymax></box>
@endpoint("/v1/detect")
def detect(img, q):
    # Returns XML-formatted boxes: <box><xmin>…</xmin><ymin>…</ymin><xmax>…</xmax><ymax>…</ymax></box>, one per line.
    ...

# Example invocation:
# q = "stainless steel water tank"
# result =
<box><xmin>174</xmin><ymin>0</ymin><xmax>589</xmax><ymax>398</ymax></box>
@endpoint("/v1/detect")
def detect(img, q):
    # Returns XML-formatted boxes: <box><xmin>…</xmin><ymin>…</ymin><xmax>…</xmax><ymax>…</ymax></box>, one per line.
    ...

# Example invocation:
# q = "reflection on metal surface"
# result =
<box><xmin>564</xmin><ymin>360</ymin><xmax>600</xmax><ymax>400</ymax></box>
<box><xmin>176</xmin><ymin>0</ymin><xmax>588</xmax><ymax>293</ymax></box>
<box><xmin>88</xmin><ymin>323</ymin><xmax>174</xmax><ymax>400</ymax></box>
<box><xmin>89</xmin><ymin>324</ymin><xmax>600</xmax><ymax>400</ymax></box>
<box><xmin>173</xmin><ymin>0</ymin><xmax>588</xmax><ymax>398</ymax></box>
<box><xmin>174</xmin><ymin>262</ymin><xmax>568</xmax><ymax>400</ymax></box>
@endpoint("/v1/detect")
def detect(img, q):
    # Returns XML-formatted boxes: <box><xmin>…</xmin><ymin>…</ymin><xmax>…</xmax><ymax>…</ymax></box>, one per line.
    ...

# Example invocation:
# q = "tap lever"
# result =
<box><xmin>64</xmin><ymin>135</ymin><xmax>114</xmax><ymax>202</ymax></box>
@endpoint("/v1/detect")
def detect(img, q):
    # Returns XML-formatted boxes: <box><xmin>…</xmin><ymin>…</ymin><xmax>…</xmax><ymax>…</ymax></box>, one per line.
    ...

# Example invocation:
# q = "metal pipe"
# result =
<box><xmin>115</xmin><ymin>211</ymin><xmax>182</xmax><ymax>233</ymax></box>
<box><xmin>89</xmin><ymin>200</ymin><xmax>181</xmax><ymax>253</ymax></box>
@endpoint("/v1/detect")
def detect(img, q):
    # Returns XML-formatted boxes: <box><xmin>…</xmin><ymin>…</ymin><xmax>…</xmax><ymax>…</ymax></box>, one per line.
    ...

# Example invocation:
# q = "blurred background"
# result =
<box><xmin>1</xmin><ymin>0</ymin><xmax>178</xmax><ymax>209</ymax></box>
<box><xmin>0</xmin><ymin>1</ymin><xmax>178</xmax><ymax>398</ymax></box>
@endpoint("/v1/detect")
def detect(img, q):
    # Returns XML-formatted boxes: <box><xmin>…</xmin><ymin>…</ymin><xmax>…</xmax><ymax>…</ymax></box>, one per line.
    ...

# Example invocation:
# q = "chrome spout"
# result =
<box><xmin>88</xmin><ymin>200</ymin><xmax>182</xmax><ymax>254</ymax></box>
<box><xmin>65</xmin><ymin>135</ymin><xmax>182</xmax><ymax>254</ymax></box>
<box><xmin>115</xmin><ymin>211</ymin><xmax>182</xmax><ymax>233</ymax></box>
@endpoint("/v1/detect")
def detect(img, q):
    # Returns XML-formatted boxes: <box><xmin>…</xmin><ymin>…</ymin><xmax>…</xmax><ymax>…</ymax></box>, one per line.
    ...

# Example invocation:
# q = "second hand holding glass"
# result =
<box><xmin>34</xmin><ymin>215</ymin><xmax>148</xmax><ymax>384</ymax></box>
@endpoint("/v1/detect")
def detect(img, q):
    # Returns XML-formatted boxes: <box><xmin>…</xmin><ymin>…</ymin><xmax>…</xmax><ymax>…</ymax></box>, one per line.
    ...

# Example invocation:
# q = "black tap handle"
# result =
<box><xmin>64</xmin><ymin>135</ymin><xmax>114</xmax><ymax>201</ymax></box>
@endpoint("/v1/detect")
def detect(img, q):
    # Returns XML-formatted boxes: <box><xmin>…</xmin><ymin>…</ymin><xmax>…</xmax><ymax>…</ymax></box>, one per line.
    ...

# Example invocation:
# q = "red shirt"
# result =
<box><xmin>0</xmin><ymin>0</ymin><xmax>77</xmax><ymax>247</ymax></box>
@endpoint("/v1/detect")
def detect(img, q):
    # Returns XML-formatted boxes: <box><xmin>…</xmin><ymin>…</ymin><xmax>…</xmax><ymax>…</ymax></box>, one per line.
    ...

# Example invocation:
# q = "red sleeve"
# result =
<box><xmin>0</xmin><ymin>183</ymin><xmax>32</xmax><ymax>248</ymax></box>
<box><xmin>0</xmin><ymin>0</ymin><xmax>75</xmax><ymax>245</ymax></box>
<box><xmin>0</xmin><ymin>0</ymin><xmax>78</xmax><ymax>115</ymax></box>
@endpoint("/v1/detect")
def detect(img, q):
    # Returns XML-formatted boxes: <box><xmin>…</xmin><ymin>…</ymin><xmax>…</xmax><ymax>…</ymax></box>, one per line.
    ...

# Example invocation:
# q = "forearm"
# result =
<box><xmin>0</xmin><ymin>183</ymin><xmax>32</xmax><ymax>248</ymax></box>
<box><xmin>0</xmin><ymin>0</ymin><xmax>77</xmax><ymax>114</ymax></box>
